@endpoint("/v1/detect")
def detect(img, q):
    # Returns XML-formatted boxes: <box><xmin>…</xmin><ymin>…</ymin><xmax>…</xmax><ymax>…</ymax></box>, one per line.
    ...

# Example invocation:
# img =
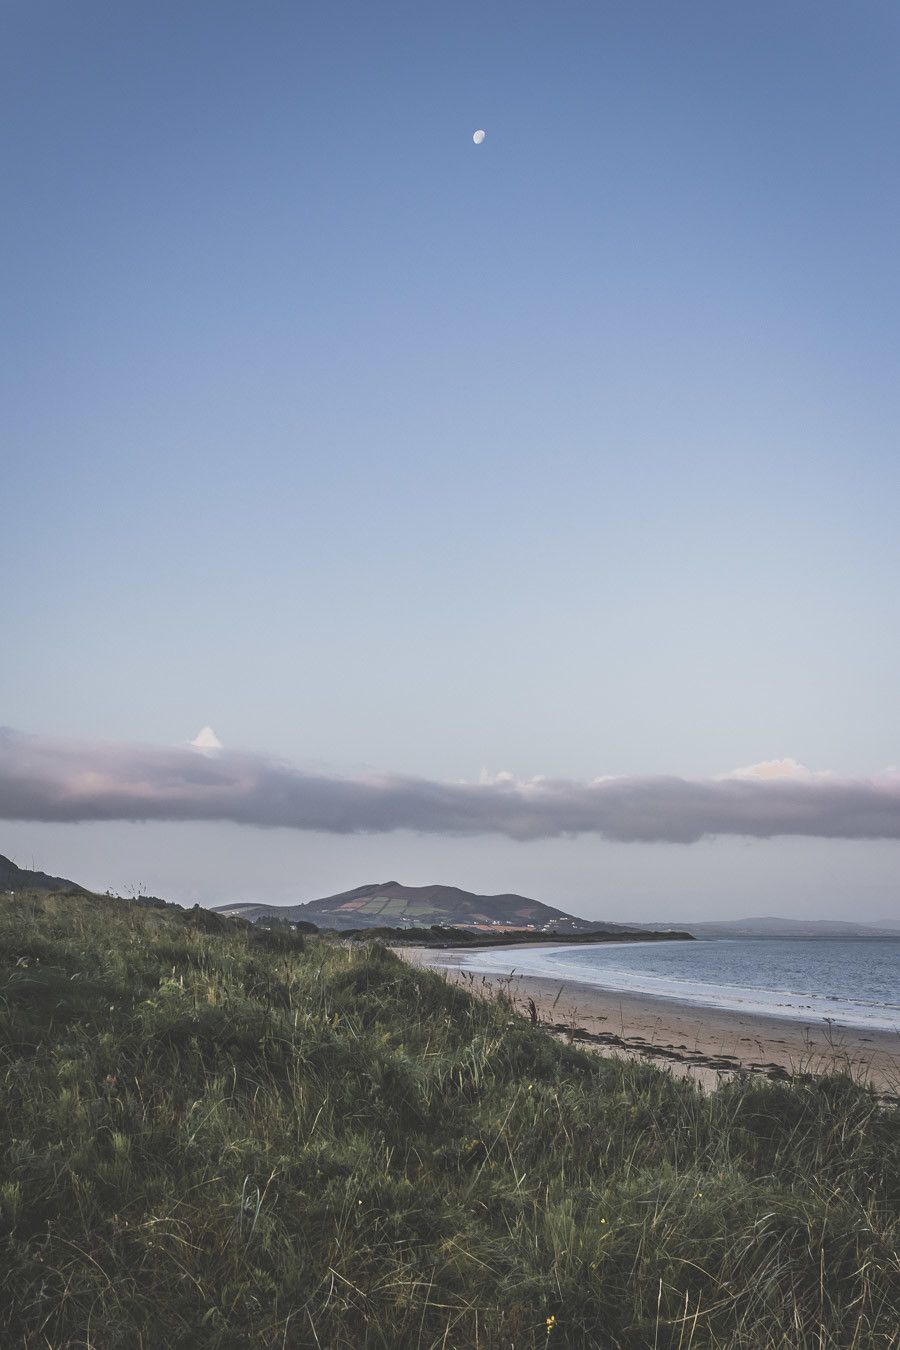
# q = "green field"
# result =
<box><xmin>1</xmin><ymin>891</ymin><xmax>898</xmax><ymax>1347</ymax></box>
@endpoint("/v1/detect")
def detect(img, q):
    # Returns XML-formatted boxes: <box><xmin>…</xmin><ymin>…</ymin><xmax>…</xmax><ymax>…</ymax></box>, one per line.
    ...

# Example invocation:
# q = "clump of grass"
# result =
<box><xmin>0</xmin><ymin>890</ymin><xmax>897</xmax><ymax>1347</ymax></box>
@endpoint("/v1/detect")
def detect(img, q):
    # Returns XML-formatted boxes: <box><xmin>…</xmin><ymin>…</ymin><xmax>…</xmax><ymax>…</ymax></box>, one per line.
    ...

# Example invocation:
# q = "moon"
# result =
<box><xmin>472</xmin><ymin>129</ymin><xmax>485</xmax><ymax>145</ymax></box>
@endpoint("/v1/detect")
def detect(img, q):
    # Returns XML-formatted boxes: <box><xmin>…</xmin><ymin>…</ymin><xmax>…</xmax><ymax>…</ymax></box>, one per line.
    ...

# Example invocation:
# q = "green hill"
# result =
<box><xmin>216</xmin><ymin>879</ymin><xmax>622</xmax><ymax>932</ymax></box>
<box><xmin>1</xmin><ymin>890</ymin><xmax>897</xmax><ymax>1347</ymax></box>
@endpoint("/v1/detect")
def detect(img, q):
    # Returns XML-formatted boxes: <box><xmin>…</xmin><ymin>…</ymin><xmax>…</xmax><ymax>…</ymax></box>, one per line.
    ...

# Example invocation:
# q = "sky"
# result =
<box><xmin>2</xmin><ymin>2</ymin><xmax>899</xmax><ymax>920</ymax></box>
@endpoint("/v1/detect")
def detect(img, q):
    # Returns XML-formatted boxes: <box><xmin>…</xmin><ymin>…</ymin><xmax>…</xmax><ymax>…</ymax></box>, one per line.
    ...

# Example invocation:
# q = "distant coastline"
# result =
<box><xmin>400</xmin><ymin>943</ymin><xmax>900</xmax><ymax>1096</ymax></box>
<box><xmin>418</xmin><ymin>937</ymin><xmax>900</xmax><ymax>1032</ymax></box>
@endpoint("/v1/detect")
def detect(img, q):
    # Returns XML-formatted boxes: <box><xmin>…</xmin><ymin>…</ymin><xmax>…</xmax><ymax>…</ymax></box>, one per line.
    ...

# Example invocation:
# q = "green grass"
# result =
<box><xmin>0</xmin><ymin>891</ymin><xmax>897</xmax><ymax>1348</ymax></box>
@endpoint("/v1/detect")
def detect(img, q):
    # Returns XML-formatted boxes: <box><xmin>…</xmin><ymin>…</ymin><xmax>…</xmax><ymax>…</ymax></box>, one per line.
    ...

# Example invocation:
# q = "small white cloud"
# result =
<box><xmin>190</xmin><ymin>726</ymin><xmax>223</xmax><ymax>752</ymax></box>
<box><xmin>726</xmin><ymin>758</ymin><xmax>812</xmax><ymax>781</ymax></box>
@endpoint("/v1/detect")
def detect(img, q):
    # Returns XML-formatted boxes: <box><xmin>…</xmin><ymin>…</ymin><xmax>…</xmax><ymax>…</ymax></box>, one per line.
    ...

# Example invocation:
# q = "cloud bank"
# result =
<box><xmin>1</xmin><ymin>728</ymin><xmax>899</xmax><ymax>844</ymax></box>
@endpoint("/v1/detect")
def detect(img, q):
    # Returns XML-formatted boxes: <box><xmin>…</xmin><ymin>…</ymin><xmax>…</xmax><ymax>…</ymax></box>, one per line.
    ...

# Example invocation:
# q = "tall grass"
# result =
<box><xmin>0</xmin><ymin>891</ymin><xmax>897</xmax><ymax>1348</ymax></box>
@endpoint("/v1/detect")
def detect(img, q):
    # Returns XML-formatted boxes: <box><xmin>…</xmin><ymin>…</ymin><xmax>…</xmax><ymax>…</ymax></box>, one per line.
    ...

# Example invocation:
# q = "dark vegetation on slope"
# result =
<box><xmin>0</xmin><ymin>852</ymin><xmax>84</xmax><ymax>895</ymax></box>
<box><xmin>275</xmin><ymin>921</ymin><xmax>694</xmax><ymax>947</ymax></box>
<box><xmin>0</xmin><ymin>891</ymin><xmax>898</xmax><ymax>1348</ymax></box>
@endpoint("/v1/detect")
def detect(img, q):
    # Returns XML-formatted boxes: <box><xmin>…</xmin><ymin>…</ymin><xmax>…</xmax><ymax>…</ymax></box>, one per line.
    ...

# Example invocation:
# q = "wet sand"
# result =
<box><xmin>397</xmin><ymin>945</ymin><xmax>900</xmax><ymax>1097</ymax></box>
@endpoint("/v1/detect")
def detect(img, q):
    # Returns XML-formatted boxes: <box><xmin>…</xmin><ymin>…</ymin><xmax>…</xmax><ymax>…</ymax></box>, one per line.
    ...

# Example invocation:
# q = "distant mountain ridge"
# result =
<box><xmin>214</xmin><ymin>880</ymin><xmax>621</xmax><ymax>933</ymax></box>
<box><xmin>214</xmin><ymin>882</ymin><xmax>900</xmax><ymax>939</ymax></box>
<box><xmin>3</xmin><ymin>852</ymin><xmax>895</xmax><ymax>939</ymax></box>
<box><xmin>640</xmin><ymin>916</ymin><xmax>900</xmax><ymax>940</ymax></box>
<box><xmin>0</xmin><ymin>853</ymin><xmax>84</xmax><ymax>895</ymax></box>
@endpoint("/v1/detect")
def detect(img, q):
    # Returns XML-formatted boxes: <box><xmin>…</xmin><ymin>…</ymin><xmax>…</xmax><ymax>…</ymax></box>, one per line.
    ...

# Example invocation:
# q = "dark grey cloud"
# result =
<box><xmin>1</xmin><ymin>728</ymin><xmax>899</xmax><ymax>844</ymax></box>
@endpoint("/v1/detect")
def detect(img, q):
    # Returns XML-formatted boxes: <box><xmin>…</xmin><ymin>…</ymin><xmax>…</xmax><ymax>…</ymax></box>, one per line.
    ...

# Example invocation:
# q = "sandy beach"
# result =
<box><xmin>397</xmin><ymin>945</ymin><xmax>900</xmax><ymax>1097</ymax></box>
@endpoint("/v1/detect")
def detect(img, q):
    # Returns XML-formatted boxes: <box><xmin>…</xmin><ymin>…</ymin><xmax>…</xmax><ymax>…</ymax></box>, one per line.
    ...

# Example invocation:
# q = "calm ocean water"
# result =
<box><xmin>449</xmin><ymin>938</ymin><xmax>900</xmax><ymax>1032</ymax></box>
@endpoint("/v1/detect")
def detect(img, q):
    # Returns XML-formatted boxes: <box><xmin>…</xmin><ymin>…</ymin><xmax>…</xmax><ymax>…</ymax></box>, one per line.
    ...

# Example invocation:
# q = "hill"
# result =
<box><xmin>0</xmin><ymin>888</ymin><xmax>896</xmax><ymax>1347</ymax></box>
<box><xmin>215</xmin><ymin>879</ymin><xmax>623</xmax><ymax>932</ymax></box>
<box><xmin>0</xmin><ymin>851</ymin><xmax>83</xmax><ymax>894</ymax></box>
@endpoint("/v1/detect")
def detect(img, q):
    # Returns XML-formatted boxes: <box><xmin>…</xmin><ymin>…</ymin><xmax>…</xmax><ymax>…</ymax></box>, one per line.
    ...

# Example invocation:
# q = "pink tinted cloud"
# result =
<box><xmin>1</xmin><ymin>729</ymin><xmax>899</xmax><ymax>844</ymax></box>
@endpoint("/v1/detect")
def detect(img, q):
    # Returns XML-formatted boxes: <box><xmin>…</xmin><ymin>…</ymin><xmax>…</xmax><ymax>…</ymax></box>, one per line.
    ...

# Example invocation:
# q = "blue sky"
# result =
<box><xmin>2</xmin><ymin>2</ymin><xmax>899</xmax><ymax>918</ymax></box>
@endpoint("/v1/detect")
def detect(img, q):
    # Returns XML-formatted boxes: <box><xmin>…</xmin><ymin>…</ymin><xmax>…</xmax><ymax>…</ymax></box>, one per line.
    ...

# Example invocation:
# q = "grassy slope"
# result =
<box><xmin>0</xmin><ymin>893</ymin><xmax>897</xmax><ymax>1349</ymax></box>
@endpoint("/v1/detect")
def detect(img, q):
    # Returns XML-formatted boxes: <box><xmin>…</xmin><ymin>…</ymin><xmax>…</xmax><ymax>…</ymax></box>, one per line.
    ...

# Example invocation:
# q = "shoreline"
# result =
<box><xmin>397</xmin><ymin>945</ymin><xmax>900</xmax><ymax>1097</ymax></box>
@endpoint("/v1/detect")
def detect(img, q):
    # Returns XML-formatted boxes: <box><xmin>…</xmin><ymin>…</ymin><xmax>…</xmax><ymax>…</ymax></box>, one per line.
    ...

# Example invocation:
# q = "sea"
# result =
<box><xmin>444</xmin><ymin>938</ymin><xmax>900</xmax><ymax>1033</ymax></box>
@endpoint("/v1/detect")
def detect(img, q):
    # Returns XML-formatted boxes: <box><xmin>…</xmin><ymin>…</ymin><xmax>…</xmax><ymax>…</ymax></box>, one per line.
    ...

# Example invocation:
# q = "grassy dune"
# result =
<box><xmin>0</xmin><ymin>892</ymin><xmax>898</xmax><ymax>1348</ymax></box>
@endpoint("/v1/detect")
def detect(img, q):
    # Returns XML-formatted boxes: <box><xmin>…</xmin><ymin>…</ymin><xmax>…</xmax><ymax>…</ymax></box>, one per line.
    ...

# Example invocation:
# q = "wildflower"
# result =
<box><xmin>600</xmin><ymin>1217</ymin><xmax>606</xmax><ymax>1224</ymax></box>
<box><xmin>546</xmin><ymin>1313</ymin><xmax>557</xmax><ymax>1332</ymax></box>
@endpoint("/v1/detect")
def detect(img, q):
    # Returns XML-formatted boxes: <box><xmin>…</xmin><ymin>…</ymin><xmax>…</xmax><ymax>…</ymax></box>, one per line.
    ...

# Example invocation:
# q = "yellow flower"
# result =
<box><xmin>546</xmin><ymin>1313</ymin><xmax>557</xmax><ymax>1331</ymax></box>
